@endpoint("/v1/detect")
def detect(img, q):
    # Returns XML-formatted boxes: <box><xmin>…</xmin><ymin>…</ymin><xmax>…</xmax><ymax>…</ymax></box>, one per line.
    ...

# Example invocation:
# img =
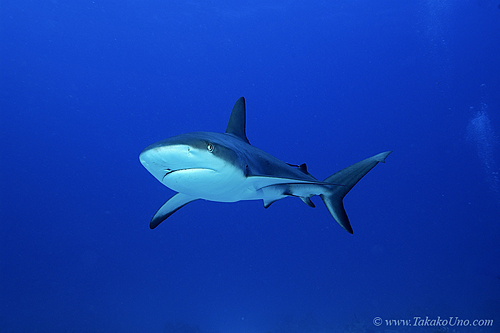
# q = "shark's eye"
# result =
<box><xmin>207</xmin><ymin>143</ymin><xmax>214</xmax><ymax>152</ymax></box>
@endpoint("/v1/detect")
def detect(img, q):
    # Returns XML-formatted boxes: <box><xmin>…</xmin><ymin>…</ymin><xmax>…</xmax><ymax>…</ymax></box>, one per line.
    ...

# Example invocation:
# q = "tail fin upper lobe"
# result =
<box><xmin>320</xmin><ymin>151</ymin><xmax>392</xmax><ymax>234</ymax></box>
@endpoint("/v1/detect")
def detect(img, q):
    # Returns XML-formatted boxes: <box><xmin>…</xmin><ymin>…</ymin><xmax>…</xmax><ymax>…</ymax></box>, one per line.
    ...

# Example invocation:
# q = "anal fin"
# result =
<box><xmin>300</xmin><ymin>196</ymin><xmax>315</xmax><ymax>208</ymax></box>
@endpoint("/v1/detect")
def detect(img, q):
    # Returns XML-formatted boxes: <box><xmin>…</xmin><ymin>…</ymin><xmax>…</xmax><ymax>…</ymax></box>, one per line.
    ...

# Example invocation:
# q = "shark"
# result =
<box><xmin>140</xmin><ymin>97</ymin><xmax>391</xmax><ymax>233</ymax></box>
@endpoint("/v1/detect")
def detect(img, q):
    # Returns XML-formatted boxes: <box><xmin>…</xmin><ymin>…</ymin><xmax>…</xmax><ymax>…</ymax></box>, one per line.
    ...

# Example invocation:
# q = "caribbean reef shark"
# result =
<box><xmin>140</xmin><ymin>97</ymin><xmax>391</xmax><ymax>233</ymax></box>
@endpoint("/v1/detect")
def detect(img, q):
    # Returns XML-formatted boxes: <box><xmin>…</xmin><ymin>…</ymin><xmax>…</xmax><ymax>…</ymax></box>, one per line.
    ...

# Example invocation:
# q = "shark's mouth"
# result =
<box><xmin>162</xmin><ymin>168</ymin><xmax>214</xmax><ymax>181</ymax></box>
<box><xmin>162</xmin><ymin>168</ymin><xmax>184</xmax><ymax>180</ymax></box>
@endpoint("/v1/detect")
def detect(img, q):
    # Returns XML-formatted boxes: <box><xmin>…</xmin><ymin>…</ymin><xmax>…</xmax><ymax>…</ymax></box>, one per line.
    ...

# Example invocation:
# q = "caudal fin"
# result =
<box><xmin>320</xmin><ymin>151</ymin><xmax>392</xmax><ymax>234</ymax></box>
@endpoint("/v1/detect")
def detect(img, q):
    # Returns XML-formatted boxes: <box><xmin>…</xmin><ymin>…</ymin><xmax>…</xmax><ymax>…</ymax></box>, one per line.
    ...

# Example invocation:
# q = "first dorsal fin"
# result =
<box><xmin>225</xmin><ymin>97</ymin><xmax>250</xmax><ymax>144</ymax></box>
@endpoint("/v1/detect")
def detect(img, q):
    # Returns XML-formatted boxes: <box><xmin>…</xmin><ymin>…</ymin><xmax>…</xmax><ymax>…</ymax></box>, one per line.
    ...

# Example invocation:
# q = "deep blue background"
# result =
<box><xmin>1</xmin><ymin>1</ymin><xmax>500</xmax><ymax>332</ymax></box>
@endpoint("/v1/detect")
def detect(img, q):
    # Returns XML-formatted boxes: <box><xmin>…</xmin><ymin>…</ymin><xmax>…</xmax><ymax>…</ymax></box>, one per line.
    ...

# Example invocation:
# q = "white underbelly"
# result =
<box><xmin>162</xmin><ymin>168</ymin><xmax>257</xmax><ymax>202</ymax></box>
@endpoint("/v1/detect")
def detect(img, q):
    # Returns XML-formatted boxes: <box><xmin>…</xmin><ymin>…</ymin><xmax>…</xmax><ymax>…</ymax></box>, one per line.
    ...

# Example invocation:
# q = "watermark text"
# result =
<box><xmin>372</xmin><ymin>316</ymin><xmax>493</xmax><ymax>328</ymax></box>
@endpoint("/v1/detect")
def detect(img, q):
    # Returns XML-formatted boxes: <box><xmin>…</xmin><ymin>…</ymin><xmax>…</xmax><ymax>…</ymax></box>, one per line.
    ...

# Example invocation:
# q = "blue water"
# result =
<box><xmin>1</xmin><ymin>1</ymin><xmax>500</xmax><ymax>332</ymax></box>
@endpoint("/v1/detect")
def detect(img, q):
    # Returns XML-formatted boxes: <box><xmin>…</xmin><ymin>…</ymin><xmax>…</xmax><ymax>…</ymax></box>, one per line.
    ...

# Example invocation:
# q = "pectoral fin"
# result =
<box><xmin>150</xmin><ymin>193</ymin><xmax>199</xmax><ymax>229</ymax></box>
